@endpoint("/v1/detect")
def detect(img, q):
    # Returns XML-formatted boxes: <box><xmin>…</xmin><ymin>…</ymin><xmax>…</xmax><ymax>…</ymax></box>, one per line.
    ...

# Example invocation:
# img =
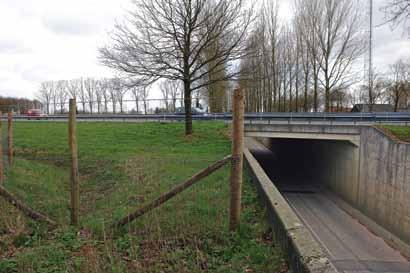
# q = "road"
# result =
<box><xmin>5</xmin><ymin>111</ymin><xmax>410</xmax><ymax>125</ymax></box>
<box><xmin>251</xmin><ymin>148</ymin><xmax>410</xmax><ymax>273</ymax></box>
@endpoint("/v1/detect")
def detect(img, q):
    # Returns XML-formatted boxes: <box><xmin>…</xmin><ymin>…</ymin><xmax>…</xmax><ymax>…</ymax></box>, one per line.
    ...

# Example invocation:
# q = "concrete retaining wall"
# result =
<box><xmin>310</xmin><ymin>126</ymin><xmax>410</xmax><ymax>256</ymax></box>
<box><xmin>244</xmin><ymin>139</ymin><xmax>337</xmax><ymax>273</ymax></box>
<box><xmin>315</xmin><ymin>141</ymin><xmax>360</xmax><ymax>207</ymax></box>
<box><xmin>356</xmin><ymin>127</ymin><xmax>410</xmax><ymax>254</ymax></box>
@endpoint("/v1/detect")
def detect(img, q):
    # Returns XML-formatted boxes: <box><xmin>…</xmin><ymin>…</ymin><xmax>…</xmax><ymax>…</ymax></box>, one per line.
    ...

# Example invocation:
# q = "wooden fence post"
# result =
<box><xmin>0</xmin><ymin>112</ymin><xmax>3</xmax><ymax>185</ymax></box>
<box><xmin>8</xmin><ymin>111</ymin><xmax>13</xmax><ymax>167</ymax></box>
<box><xmin>69</xmin><ymin>99</ymin><xmax>80</xmax><ymax>226</ymax></box>
<box><xmin>229</xmin><ymin>88</ymin><xmax>244</xmax><ymax>231</ymax></box>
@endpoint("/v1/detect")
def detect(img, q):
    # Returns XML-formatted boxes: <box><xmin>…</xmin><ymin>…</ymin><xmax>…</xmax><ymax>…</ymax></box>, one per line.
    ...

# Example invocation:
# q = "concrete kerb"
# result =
<box><xmin>244</xmin><ymin>145</ymin><xmax>337</xmax><ymax>273</ymax></box>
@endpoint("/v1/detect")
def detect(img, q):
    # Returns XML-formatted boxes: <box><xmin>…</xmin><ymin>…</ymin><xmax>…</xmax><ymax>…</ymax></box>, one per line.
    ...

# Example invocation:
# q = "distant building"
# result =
<box><xmin>351</xmin><ymin>104</ymin><xmax>394</xmax><ymax>112</ymax></box>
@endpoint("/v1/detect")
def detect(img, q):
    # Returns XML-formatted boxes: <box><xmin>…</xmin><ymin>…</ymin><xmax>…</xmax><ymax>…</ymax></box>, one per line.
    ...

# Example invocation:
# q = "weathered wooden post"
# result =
<box><xmin>8</xmin><ymin>111</ymin><xmax>13</xmax><ymax>167</ymax></box>
<box><xmin>229</xmin><ymin>88</ymin><xmax>244</xmax><ymax>231</ymax></box>
<box><xmin>69</xmin><ymin>99</ymin><xmax>80</xmax><ymax>226</ymax></box>
<box><xmin>0</xmin><ymin>112</ymin><xmax>3</xmax><ymax>185</ymax></box>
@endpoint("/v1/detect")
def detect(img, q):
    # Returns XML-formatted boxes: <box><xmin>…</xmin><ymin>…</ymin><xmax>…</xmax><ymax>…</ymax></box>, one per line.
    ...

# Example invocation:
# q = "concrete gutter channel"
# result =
<box><xmin>244</xmin><ymin>139</ymin><xmax>337</xmax><ymax>273</ymax></box>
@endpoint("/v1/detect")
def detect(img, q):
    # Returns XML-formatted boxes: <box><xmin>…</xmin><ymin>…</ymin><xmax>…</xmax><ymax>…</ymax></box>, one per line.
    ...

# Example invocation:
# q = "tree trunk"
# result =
<box><xmin>184</xmin><ymin>80</ymin><xmax>193</xmax><ymax>135</ymax></box>
<box><xmin>313</xmin><ymin>70</ymin><xmax>318</xmax><ymax>112</ymax></box>
<box><xmin>295</xmin><ymin>55</ymin><xmax>299</xmax><ymax>112</ymax></box>
<box><xmin>304</xmin><ymin>72</ymin><xmax>309</xmax><ymax>112</ymax></box>
<box><xmin>394</xmin><ymin>90</ymin><xmax>399</xmax><ymax>112</ymax></box>
<box><xmin>112</xmin><ymin>101</ymin><xmax>116</xmax><ymax>114</ymax></box>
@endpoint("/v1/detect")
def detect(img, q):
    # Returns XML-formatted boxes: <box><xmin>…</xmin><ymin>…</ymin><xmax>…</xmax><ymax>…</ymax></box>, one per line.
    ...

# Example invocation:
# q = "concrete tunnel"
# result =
<box><xmin>251</xmin><ymin>137</ymin><xmax>360</xmax><ymax>203</ymax></box>
<box><xmin>244</xmin><ymin>125</ymin><xmax>410</xmax><ymax>270</ymax></box>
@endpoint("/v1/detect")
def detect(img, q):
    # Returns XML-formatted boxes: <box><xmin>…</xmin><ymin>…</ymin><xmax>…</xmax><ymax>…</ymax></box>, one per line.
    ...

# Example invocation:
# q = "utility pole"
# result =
<box><xmin>369</xmin><ymin>0</ymin><xmax>374</xmax><ymax>111</ymax></box>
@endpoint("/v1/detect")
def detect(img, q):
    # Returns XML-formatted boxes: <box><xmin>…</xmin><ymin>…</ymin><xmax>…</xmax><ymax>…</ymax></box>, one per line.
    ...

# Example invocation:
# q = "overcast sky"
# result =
<box><xmin>0</xmin><ymin>0</ymin><xmax>409</xmax><ymax>99</ymax></box>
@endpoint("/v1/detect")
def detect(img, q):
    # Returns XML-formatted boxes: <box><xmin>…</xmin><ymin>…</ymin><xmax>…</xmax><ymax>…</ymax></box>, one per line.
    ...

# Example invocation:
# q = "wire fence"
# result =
<box><xmin>0</xmin><ymin>106</ymin><xmax>242</xmax><ymax>272</ymax></box>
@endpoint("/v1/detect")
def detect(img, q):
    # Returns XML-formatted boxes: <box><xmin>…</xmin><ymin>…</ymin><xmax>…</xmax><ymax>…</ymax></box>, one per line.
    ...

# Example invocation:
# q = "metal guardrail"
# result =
<box><xmin>4</xmin><ymin>112</ymin><xmax>410</xmax><ymax>124</ymax></box>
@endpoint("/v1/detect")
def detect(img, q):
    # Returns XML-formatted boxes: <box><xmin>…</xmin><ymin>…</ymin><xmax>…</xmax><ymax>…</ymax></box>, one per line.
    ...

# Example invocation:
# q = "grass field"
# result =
<box><xmin>380</xmin><ymin>125</ymin><xmax>410</xmax><ymax>142</ymax></box>
<box><xmin>0</xmin><ymin>121</ymin><xmax>288</xmax><ymax>273</ymax></box>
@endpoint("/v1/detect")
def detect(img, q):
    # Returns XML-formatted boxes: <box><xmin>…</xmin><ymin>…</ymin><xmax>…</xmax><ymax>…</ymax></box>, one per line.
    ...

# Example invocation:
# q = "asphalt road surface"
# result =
<box><xmin>251</xmin><ymin>148</ymin><xmax>410</xmax><ymax>273</ymax></box>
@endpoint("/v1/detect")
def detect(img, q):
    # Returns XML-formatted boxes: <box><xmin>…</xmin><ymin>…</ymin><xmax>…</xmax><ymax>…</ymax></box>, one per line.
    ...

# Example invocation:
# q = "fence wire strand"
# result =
<box><xmin>0</xmin><ymin>113</ymin><xmax>234</xmax><ymax>272</ymax></box>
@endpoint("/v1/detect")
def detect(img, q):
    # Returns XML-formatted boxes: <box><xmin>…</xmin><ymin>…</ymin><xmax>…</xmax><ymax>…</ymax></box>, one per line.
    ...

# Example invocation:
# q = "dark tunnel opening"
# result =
<box><xmin>251</xmin><ymin>137</ymin><xmax>359</xmax><ymax>195</ymax></box>
<box><xmin>248</xmin><ymin>137</ymin><xmax>410</xmax><ymax>270</ymax></box>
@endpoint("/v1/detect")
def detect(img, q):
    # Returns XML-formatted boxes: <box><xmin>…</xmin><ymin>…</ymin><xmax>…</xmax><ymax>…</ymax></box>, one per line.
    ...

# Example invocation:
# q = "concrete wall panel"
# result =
<box><xmin>358</xmin><ymin>127</ymin><xmax>410</xmax><ymax>246</ymax></box>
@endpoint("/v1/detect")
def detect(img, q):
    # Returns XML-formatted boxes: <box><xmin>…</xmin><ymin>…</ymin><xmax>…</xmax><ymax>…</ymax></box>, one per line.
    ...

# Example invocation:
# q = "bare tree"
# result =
<box><xmin>359</xmin><ymin>70</ymin><xmax>388</xmax><ymax>109</ymax></box>
<box><xmin>115</xmin><ymin>79</ymin><xmax>128</xmax><ymax>113</ymax></box>
<box><xmin>296</xmin><ymin>18</ymin><xmax>312</xmax><ymax>112</ymax></box>
<box><xmin>56</xmin><ymin>80</ymin><xmax>68</xmax><ymax>113</ymax></box>
<box><xmin>295</xmin><ymin>0</ymin><xmax>324</xmax><ymax>112</ymax></box>
<box><xmin>159</xmin><ymin>80</ymin><xmax>181</xmax><ymax>112</ymax></box>
<box><xmin>84</xmin><ymin>78</ymin><xmax>96</xmax><ymax>114</ymax></box>
<box><xmin>265</xmin><ymin>0</ymin><xmax>280</xmax><ymax>111</ymax></box>
<box><xmin>140</xmin><ymin>87</ymin><xmax>150</xmax><ymax>114</ymax></box>
<box><xmin>296</xmin><ymin>0</ymin><xmax>365</xmax><ymax>112</ymax></box>
<box><xmin>36</xmin><ymin>81</ymin><xmax>54</xmax><ymax>114</ymax></box>
<box><xmin>239</xmin><ymin>16</ymin><xmax>268</xmax><ymax>113</ymax></box>
<box><xmin>99</xmin><ymin>0</ymin><xmax>253</xmax><ymax>134</ymax></box>
<box><xmin>100</xmin><ymin>78</ymin><xmax>111</xmax><ymax>113</ymax></box>
<box><xmin>95</xmin><ymin>80</ymin><xmax>104</xmax><ymax>114</ymax></box>
<box><xmin>169</xmin><ymin>80</ymin><xmax>181</xmax><ymax>112</ymax></box>
<box><xmin>78</xmin><ymin>78</ymin><xmax>87</xmax><ymax>113</ymax></box>
<box><xmin>109</xmin><ymin>78</ymin><xmax>118</xmax><ymax>114</ymax></box>
<box><xmin>51</xmin><ymin>85</ymin><xmax>58</xmax><ymax>114</ymax></box>
<box><xmin>387</xmin><ymin>58</ymin><xmax>409</xmax><ymax>111</ymax></box>
<box><xmin>108</xmin><ymin>78</ymin><xmax>128</xmax><ymax>113</ymax></box>
<box><xmin>381</xmin><ymin>0</ymin><xmax>410</xmax><ymax>29</ymax></box>
<box><xmin>67</xmin><ymin>79</ymin><xmax>81</xmax><ymax>99</ymax></box>
<box><xmin>329</xmin><ymin>88</ymin><xmax>349</xmax><ymax>111</ymax></box>
<box><xmin>130</xmin><ymin>86</ymin><xmax>141</xmax><ymax>114</ymax></box>
<box><xmin>159</xmin><ymin>80</ymin><xmax>171</xmax><ymax>112</ymax></box>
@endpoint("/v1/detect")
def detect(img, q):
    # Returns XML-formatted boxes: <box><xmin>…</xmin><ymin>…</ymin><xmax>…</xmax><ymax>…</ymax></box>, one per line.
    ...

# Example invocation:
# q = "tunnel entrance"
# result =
<box><xmin>247</xmin><ymin>137</ymin><xmax>410</xmax><ymax>271</ymax></box>
<box><xmin>251</xmin><ymin>137</ymin><xmax>360</xmax><ymax>202</ymax></box>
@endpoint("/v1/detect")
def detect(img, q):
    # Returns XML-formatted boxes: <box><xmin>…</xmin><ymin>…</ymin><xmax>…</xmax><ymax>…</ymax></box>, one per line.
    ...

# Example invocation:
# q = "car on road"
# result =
<box><xmin>174</xmin><ymin>107</ymin><xmax>207</xmax><ymax>116</ymax></box>
<box><xmin>27</xmin><ymin>109</ymin><xmax>45</xmax><ymax>120</ymax></box>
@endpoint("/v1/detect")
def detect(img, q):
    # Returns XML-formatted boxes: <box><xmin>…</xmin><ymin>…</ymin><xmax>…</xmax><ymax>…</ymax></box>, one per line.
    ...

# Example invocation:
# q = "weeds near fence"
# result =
<box><xmin>0</xmin><ymin>121</ymin><xmax>289</xmax><ymax>272</ymax></box>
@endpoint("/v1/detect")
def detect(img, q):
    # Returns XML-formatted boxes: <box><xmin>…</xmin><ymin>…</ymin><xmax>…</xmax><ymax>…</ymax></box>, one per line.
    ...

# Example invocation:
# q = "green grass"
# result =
<box><xmin>379</xmin><ymin>125</ymin><xmax>410</xmax><ymax>142</ymax></box>
<box><xmin>0</xmin><ymin>121</ymin><xmax>288</xmax><ymax>273</ymax></box>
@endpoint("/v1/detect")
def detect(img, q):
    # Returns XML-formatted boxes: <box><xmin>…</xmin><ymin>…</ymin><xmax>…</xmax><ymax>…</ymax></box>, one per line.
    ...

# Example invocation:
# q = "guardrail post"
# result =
<box><xmin>8</xmin><ymin>112</ymin><xmax>13</xmax><ymax>167</ymax></box>
<box><xmin>229</xmin><ymin>88</ymin><xmax>244</xmax><ymax>231</ymax></box>
<box><xmin>69</xmin><ymin>99</ymin><xmax>80</xmax><ymax>226</ymax></box>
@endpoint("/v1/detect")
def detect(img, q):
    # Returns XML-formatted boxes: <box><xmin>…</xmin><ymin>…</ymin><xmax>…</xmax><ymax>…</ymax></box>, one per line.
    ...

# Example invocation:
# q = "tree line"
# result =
<box><xmin>239</xmin><ymin>0</ymin><xmax>410</xmax><ymax>113</ymax></box>
<box><xmin>0</xmin><ymin>97</ymin><xmax>41</xmax><ymax>114</ymax></box>
<box><xmin>96</xmin><ymin>0</ymin><xmax>409</xmax><ymax>135</ymax></box>
<box><xmin>36</xmin><ymin>78</ymin><xmax>189</xmax><ymax>115</ymax></box>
